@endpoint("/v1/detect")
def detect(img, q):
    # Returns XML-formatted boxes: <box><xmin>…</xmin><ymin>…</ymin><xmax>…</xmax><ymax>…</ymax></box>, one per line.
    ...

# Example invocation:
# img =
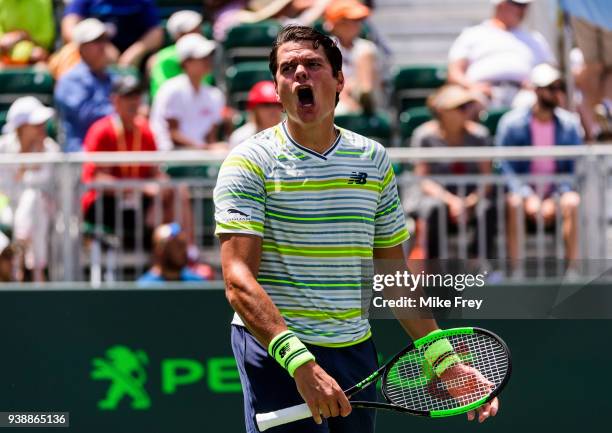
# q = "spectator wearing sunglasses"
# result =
<box><xmin>408</xmin><ymin>85</ymin><xmax>495</xmax><ymax>259</ymax></box>
<box><xmin>138</xmin><ymin>223</ymin><xmax>207</xmax><ymax>285</ymax></box>
<box><xmin>497</xmin><ymin>64</ymin><xmax>583</xmax><ymax>265</ymax></box>
<box><xmin>448</xmin><ymin>0</ymin><xmax>555</xmax><ymax>109</ymax></box>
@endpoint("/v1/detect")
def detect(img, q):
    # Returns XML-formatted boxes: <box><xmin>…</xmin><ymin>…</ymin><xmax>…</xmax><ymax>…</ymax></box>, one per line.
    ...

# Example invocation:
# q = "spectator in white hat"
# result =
<box><xmin>61</xmin><ymin>0</ymin><xmax>163</xmax><ymax>68</ymax></box>
<box><xmin>148</xmin><ymin>10</ymin><xmax>210</xmax><ymax>99</ymax></box>
<box><xmin>448</xmin><ymin>0</ymin><xmax>556</xmax><ymax>109</ymax></box>
<box><xmin>0</xmin><ymin>97</ymin><xmax>60</xmax><ymax>282</ymax></box>
<box><xmin>150</xmin><ymin>34</ymin><xmax>227</xmax><ymax>150</ymax></box>
<box><xmin>54</xmin><ymin>18</ymin><xmax>115</xmax><ymax>152</ymax></box>
<box><xmin>497</xmin><ymin>64</ymin><xmax>583</xmax><ymax>266</ymax></box>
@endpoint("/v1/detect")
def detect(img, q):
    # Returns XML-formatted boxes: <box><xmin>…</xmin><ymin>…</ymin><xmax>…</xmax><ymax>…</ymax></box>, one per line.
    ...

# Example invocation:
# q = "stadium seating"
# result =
<box><xmin>0</xmin><ymin>69</ymin><xmax>54</xmax><ymax>112</ymax></box>
<box><xmin>398</xmin><ymin>106</ymin><xmax>433</xmax><ymax>145</ymax></box>
<box><xmin>222</xmin><ymin>21</ymin><xmax>281</xmax><ymax>65</ymax></box>
<box><xmin>225</xmin><ymin>62</ymin><xmax>273</xmax><ymax>109</ymax></box>
<box><xmin>392</xmin><ymin>65</ymin><xmax>447</xmax><ymax>112</ymax></box>
<box><xmin>479</xmin><ymin>107</ymin><xmax>510</xmax><ymax>136</ymax></box>
<box><xmin>335</xmin><ymin>111</ymin><xmax>392</xmax><ymax>146</ymax></box>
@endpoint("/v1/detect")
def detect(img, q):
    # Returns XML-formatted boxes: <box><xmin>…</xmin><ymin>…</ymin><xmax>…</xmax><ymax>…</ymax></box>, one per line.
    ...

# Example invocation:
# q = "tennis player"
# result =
<box><xmin>214</xmin><ymin>25</ymin><xmax>499</xmax><ymax>433</ymax></box>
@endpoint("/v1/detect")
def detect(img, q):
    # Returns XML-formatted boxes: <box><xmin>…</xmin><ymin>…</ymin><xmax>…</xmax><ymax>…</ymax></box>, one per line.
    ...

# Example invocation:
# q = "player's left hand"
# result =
<box><xmin>439</xmin><ymin>363</ymin><xmax>499</xmax><ymax>423</ymax></box>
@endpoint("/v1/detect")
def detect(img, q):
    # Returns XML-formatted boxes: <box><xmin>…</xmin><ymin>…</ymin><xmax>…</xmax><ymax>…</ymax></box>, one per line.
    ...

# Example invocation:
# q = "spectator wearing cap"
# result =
<box><xmin>81</xmin><ymin>75</ymin><xmax>195</xmax><ymax>245</ymax></box>
<box><xmin>497</xmin><ymin>64</ymin><xmax>582</xmax><ymax>265</ymax></box>
<box><xmin>324</xmin><ymin>0</ymin><xmax>381</xmax><ymax>114</ymax></box>
<box><xmin>0</xmin><ymin>97</ymin><xmax>59</xmax><ymax>281</ymax></box>
<box><xmin>560</xmin><ymin>0</ymin><xmax>612</xmax><ymax>140</ymax></box>
<box><xmin>148</xmin><ymin>10</ymin><xmax>212</xmax><ymax>100</ymax></box>
<box><xmin>229</xmin><ymin>81</ymin><xmax>283</xmax><ymax>147</ymax></box>
<box><xmin>61</xmin><ymin>0</ymin><xmax>163</xmax><ymax>68</ymax></box>
<box><xmin>448</xmin><ymin>0</ymin><xmax>555</xmax><ymax>109</ymax></box>
<box><xmin>0</xmin><ymin>0</ymin><xmax>55</xmax><ymax>67</ymax></box>
<box><xmin>137</xmin><ymin>223</ymin><xmax>209</xmax><ymax>285</ymax></box>
<box><xmin>54</xmin><ymin>18</ymin><xmax>115</xmax><ymax>152</ymax></box>
<box><xmin>150</xmin><ymin>34</ymin><xmax>226</xmax><ymax>150</ymax></box>
<box><xmin>408</xmin><ymin>85</ymin><xmax>495</xmax><ymax>259</ymax></box>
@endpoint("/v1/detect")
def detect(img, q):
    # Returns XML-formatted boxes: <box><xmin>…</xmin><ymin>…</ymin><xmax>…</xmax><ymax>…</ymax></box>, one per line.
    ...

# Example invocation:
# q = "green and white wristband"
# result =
<box><xmin>424</xmin><ymin>337</ymin><xmax>462</xmax><ymax>377</ymax></box>
<box><xmin>268</xmin><ymin>330</ymin><xmax>315</xmax><ymax>377</ymax></box>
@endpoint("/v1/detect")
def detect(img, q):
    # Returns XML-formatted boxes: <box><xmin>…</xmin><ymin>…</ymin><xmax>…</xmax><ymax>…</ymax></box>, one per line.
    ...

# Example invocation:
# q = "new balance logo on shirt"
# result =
<box><xmin>348</xmin><ymin>172</ymin><xmax>368</xmax><ymax>185</ymax></box>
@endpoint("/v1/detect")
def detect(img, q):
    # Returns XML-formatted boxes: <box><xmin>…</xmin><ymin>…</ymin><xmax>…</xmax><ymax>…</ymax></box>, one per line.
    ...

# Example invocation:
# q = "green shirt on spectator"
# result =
<box><xmin>0</xmin><ymin>0</ymin><xmax>55</xmax><ymax>50</ymax></box>
<box><xmin>150</xmin><ymin>44</ymin><xmax>213</xmax><ymax>99</ymax></box>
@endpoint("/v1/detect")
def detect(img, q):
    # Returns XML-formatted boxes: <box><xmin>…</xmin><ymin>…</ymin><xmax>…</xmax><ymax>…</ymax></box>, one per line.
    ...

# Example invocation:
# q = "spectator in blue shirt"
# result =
<box><xmin>496</xmin><ymin>64</ymin><xmax>583</xmax><ymax>265</ymax></box>
<box><xmin>61</xmin><ymin>0</ymin><xmax>163</xmax><ymax>68</ymax></box>
<box><xmin>138</xmin><ymin>223</ymin><xmax>206</xmax><ymax>285</ymax></box>
<box><xmin>55</xmin><ymin>18</ymin><xmax>115</xmax><ymax>152</ymax></box>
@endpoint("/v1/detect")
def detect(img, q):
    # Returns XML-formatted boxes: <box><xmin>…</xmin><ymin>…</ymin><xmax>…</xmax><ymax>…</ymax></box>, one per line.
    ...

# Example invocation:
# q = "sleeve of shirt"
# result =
<box><xmin>212</xmin><ymin>88</ymin><xmax>226</xmax><ymax>124</ymax></box>
<box><xmin>531</xmin><ymin>31</ymin><xmax>556</xmax><ymax>65</ymax></box>
<box><xmin>64</xmin><ymin>0</ymin><xmax>89</xmax><ymax>16</ymax></box>
<box><xmin>448</xmin><ymin>28</ymin><xmax>472</xmax><ymax>62</ymax></box>
<box><xmin>140</xmin><ymin>0</ymin><xmax>162</xmax><ymax>29</ymax></box>
<box><xmin>157</xmin><ymin>86</ymin><xmax>182</xmax><ymax>121</ymax></box>
<box><xmin>373</xmin><ymin>144</ymin><xmax>409</xmax><ymax>248</ymax></box>
<box><xmin>214</xmin><ymin>145</ymin><xmax>267</xmax><ymax>237</ymax></box>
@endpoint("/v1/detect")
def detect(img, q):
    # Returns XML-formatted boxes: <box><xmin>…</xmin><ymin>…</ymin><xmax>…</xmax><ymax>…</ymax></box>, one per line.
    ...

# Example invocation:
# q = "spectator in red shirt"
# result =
<box><xmin>81</xmin><ymin>75</ymin><xmax>194</xmax><ymax>245</ymax></box>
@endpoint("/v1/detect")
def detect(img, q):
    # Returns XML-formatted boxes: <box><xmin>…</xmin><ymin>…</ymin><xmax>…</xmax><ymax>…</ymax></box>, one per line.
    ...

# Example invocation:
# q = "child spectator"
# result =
<box><xmin>229</xmin><ymin>81</ymin><xmax>283</xmax><ymax>147</ymax></box>
<box><xmin>138</xmin><ymin>223</ymin><xmax>210</xmax><ymax>285</ymax></box>
<box><xmin>150</xmin><ymin>34</ymin><xmax>226</xmax><ymax>150</ymax></box>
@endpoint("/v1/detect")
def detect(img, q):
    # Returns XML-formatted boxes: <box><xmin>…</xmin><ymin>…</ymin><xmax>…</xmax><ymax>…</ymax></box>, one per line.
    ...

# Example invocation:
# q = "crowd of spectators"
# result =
<box><xmin>0</xmin><ymin>0</ymin><xmax>604</xmax><ymax>281</ymax></box>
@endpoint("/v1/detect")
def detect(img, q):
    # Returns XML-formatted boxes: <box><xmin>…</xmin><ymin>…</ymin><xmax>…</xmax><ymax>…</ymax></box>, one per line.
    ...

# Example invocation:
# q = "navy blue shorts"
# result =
<box><xmin>231</xmin><ymin>325</ymin><xmax>378</xmax><ymax>433</ymax></box>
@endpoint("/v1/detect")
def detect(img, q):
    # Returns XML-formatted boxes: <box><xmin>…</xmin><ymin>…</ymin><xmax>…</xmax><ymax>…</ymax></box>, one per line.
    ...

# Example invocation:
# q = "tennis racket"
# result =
<box><xmin>256</xmin><ymin>327</ymin><xmax>511</xmax><ymax>431</ymax></box>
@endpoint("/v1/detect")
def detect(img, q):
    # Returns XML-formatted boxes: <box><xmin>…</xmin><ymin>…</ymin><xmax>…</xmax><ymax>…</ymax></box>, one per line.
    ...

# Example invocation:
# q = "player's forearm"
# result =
<box><xmin>118</xmin><ymin>27</ymin><xmax>163</xmax><ymax>67</ymax></box>
<box><xmin>169</xmin><ymin>129</ymin><xmax>203</xmax><ymax>149</ymax></box>
<box><xmin>225</xmin><ymin>272</ymin><xmax>288</xmax><ymax>346</ymax></box>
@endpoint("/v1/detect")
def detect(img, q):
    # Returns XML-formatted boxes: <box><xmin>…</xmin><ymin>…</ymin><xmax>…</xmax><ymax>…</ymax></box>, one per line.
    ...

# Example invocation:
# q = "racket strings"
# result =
<box><xmin>383</xmin><ymin>334</ymin><xmax>509</xmax><ymax>412</ymax></box>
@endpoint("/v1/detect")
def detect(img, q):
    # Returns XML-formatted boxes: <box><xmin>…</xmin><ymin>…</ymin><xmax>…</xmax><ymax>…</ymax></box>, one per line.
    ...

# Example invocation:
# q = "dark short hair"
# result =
<box><xmin>269</xmin><ymin>25</ymin><xmax>343</xmax><ymax>78</ymax></box>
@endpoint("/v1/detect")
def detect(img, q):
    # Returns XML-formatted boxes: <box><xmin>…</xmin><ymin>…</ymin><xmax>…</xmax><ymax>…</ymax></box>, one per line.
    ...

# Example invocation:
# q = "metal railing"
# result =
<box><xmin>1</xmin><ymin>145</ymin><xmax>610</xmax><ymax>282</ymax></box>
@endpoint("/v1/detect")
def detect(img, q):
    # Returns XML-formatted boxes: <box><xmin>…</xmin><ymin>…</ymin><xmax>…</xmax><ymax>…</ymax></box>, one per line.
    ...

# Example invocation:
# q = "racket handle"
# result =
<box><xmin>256</xmin><ymin>403</ymin><xmax>312</xmax><ymax>431</ymax></box>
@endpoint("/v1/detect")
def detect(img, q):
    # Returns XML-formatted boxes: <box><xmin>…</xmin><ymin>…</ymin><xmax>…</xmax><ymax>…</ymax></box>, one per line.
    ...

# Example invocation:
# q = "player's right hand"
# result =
<box><xmin>293</xmin><ymin>361</ymin><xmax>352</xmax><ymax>424</ymax></box>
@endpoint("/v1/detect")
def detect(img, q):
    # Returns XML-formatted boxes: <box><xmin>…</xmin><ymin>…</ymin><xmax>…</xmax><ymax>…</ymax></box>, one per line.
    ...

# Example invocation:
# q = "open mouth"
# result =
<box><xmin>297</xmin><ymin>86</ymin><xmax>315</xmax><ymax>107</ymax></box>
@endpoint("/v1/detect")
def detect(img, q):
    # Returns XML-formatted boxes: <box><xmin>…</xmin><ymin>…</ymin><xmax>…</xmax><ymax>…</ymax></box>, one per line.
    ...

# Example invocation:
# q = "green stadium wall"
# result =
<box><xmin>0</xmin><ymin>288</ymin><xmax>608</xmax><ymax>432</ymax></box>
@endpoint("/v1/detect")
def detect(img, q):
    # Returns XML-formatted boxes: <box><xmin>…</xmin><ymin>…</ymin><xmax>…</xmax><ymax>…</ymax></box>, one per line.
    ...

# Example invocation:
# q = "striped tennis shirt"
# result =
<box><xmin>214</xmin><ymin>121</ymin><xmax>409</xmax><ymax>346</ymax></box>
